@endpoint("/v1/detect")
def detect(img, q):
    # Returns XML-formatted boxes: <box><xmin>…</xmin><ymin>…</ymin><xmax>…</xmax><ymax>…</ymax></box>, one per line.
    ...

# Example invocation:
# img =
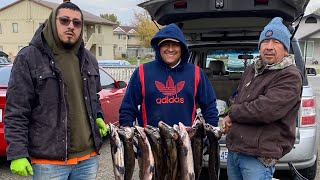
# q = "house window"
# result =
<box><xmin>119</xmin><ymin>47</ymin><xmax>122</xmax><ymax>51</ymax></box>
<box><xmin>12</xmin><ymin>23</ymin><xmax>18</xmax><ymax>33</ymax></box>
<box><xmin>305</xmin><ymin>17</ymin><xmax>317</xmax><ymax>24</ymax></box>
<box><xmin>305</xmin><ymin>41</ymin><xmax>314</xmax><ymax>58</ymax></box>
<box><xmin>118</xmin><ymin>34</ymin><xmax>122</xmax><ymax>39</ymax></box>
<box><xmin>301</xmin><ymin>41</ymin><xmax>314</xmax><ymax>58</ymax></box>
<box><xmin>97</xmin><ymin>25</ymin><xmax>102</xmax><ymax>34</ymax></box>
<box><xmin>128</xmin><ymin>35</ymin><xmax>131</xmax><ymax>40</ymax></box>
<box><xmin>98</xmin><ymin>47</ymin><xmax>102</xmax><ymax>56</ymax></box>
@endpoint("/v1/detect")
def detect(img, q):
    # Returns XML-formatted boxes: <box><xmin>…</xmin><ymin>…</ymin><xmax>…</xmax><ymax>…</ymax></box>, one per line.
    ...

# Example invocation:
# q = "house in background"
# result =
<box><xmin>113</xmin><ymin>25</ymin><xmax>154</xmax><ymax>59</ymax></box>
<box><xmin>0</xmin><ymin>0</ymin><xmax>116</xmax><ymax>59</ymax></box>
<box><xmin>295</xmin><ymin>13</ymin><xmax>320</xmax><ymax>65</ymax></box>
<box><xmin>113</xmin><ymin>25</ymin><xmax>141</xmax><ymax>58</ymax></box>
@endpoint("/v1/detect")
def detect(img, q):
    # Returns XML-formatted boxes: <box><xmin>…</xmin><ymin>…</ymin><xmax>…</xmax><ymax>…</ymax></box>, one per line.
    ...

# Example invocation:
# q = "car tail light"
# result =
<box><xmin>255</xmin><ymin>0</ymin><xmax>269</xmax><ymax>5</ymax></box>
<box><xmin>301</xmin><ymin>98</ymin><xmax>316</xmax><ymax>127</ymax></box>
<box><xmin>0</xmin><ymin>96</ymin><xmax>4</xmax><ymax>127</ymax></box>
<box><xmin>174</xmin><ymin>1</ymin><xmax>187</xmax><ymax>9</ymax></box>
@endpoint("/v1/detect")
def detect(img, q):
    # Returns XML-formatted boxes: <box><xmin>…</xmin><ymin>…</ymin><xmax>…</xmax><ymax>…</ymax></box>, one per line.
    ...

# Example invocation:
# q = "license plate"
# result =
<box><xmin>220</xmin><ymin>148</ymin><xmax>228</xmax><ymax>161</ymax></box>
<box><xmin>0</xmin><ymin>109</ymin><xmax>2</xmax><ymax>122</ymax></box>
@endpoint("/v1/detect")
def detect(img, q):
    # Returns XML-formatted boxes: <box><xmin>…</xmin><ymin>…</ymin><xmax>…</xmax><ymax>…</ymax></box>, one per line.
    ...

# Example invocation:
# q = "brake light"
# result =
<box><xmin>301</xmin><ymin>98</ymin><xmax>316</xmax><ymax>126</ymax></box>
<box><xmin>255</xmin><ymin>0</ymin><xmax>269</xmax><ymax>5</ymax></box>
<box><xmin>174</xmin><ymin>1</ymin><xmax>187</xmax><ymax>9</ymax></box>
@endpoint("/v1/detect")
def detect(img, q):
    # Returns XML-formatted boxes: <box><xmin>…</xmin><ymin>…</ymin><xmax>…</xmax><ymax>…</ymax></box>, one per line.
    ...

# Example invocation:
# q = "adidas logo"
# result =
<box><xmin>155</xmin><ymin>76</ymin><xmax>185</xmax><ymax>104</ymax></box>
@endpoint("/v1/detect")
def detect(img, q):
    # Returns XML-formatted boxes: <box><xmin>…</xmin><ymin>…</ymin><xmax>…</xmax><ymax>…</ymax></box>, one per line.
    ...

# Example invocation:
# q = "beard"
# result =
<box><xmin>61</xmin><ymin>38</ymin><xmax>76</xmax><ymax>50</ymax></box>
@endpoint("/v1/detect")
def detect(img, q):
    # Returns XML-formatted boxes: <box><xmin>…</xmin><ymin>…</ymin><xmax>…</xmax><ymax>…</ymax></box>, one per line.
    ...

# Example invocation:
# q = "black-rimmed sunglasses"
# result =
<box><xmin>57</xmin><ymin>16</ymin><xmax>82</xmax><ymax>28</ymax></box>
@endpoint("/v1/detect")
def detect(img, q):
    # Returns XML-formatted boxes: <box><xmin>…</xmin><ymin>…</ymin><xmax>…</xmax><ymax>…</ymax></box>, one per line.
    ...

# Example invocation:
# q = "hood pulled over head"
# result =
<box><xmin>151</xmin><ymin>24</ymin><xmax>189</xmax><ymax>65</ymax></box>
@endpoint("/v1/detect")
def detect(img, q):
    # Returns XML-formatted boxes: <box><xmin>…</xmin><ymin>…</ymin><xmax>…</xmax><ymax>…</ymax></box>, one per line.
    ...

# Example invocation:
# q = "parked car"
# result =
<box><xmin>0</xmin><ymin>65</ymin><xmax>126</xmax><ymax>157</ymax></box>
<box><xmin>98</xmin><ymin>59</ymin><xmax>131</xmax><ymax>67</ymax></box>
<box><xmin>0</xmin><ymin>51</ymin><xmax>11</xmax><ymax>67</ymax></box>
<box><xmin>140</xmin><ymin>0</ymin><xmax>318</xmax><ymax>179</ymax></box>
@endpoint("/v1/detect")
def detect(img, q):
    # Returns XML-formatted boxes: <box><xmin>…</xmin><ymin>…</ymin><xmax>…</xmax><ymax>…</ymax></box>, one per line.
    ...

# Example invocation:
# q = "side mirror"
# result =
<box><xmin>306</xmin><ymin>68</ymin><xmax>317</xmax><ymax>76</ymax></box>
<box><xmin>117</xmin><ymin>81</ymin><xmax>127</xmax><ymax>88</ymax></box>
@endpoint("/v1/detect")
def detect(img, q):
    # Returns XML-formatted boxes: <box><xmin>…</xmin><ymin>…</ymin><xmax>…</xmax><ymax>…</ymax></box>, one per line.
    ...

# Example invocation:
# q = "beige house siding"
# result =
<box><xmin>113</xmin><ymin>33</ymin><xmax>127</xmax><ymax>58</ymax></box>
<box><xmin>0</xmin><ymin>1</ymin><xmax>51</xmax><ymax>55</ymax></box>
<box><xmin>113</xmin><ymin>27</ymin><xmax>141</xmax><ymax>58</ymax></box>
<box><xmin>127</xmin><ymin>35</ymin><xmax>140</xmax><ymax>46</ymax></box>
<box><xmin>0</xmin><ymin>0</ymin><xmax>114</xmax><ymax>59</ymax></box>
<box><xmin>94</xmin><ymin>25</ymin><xmax>114</xmax><ymax>60</ymax></box>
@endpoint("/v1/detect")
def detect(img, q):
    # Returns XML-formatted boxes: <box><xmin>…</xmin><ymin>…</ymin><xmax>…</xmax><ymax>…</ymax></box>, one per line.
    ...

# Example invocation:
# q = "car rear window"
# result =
<box><xmin>207</xmin><ymin>50</ymin><xmax>259</xmax><ymax>72</ymax></box>
<box><xmin>0</xmin><ymin>66</ymin><xmax>11</xmax><ymax>86</ymax></box>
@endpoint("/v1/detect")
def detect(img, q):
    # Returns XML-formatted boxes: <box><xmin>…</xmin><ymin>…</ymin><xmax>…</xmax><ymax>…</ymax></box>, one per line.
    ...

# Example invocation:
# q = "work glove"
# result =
<box><xmin>96</xmin><ymin>118</ymin><xmax>108</xmax><ymax>137</ymax></box>
<box><xmin>10</xmin><ymin>158</ymin><xmax>33</xmax><ymax>176</ymax></box>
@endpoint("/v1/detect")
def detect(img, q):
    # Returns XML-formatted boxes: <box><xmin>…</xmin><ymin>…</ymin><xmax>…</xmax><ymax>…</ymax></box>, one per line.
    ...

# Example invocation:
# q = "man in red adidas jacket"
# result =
<box><xmin>119</xmin><ymin>24</ymin><xmax>219</xmax><ymax>127</ymax></box>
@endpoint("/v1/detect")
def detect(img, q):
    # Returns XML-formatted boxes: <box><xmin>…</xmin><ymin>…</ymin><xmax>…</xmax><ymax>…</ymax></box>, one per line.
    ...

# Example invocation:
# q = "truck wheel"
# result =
<box><xmin>299</xmin><ymin>155</ymin><xmax>317</xmax><ymax>180</ymax></box>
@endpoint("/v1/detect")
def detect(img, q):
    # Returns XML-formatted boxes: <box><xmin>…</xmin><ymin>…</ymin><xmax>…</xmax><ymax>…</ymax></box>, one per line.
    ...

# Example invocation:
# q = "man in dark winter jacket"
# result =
<box><xmin>119</xmin><ymin>24</ymin><xmax>219</xmax><ymax>127</ymax></box>
<box><xmin>4</xmin><ymin>2</ymin><xmax>107</xmax><ymax>179</ymax></box>
<box><xmin>222</xmin><ymin>17</ymin><xmax>302</xmax><ymax>180</ymax></box>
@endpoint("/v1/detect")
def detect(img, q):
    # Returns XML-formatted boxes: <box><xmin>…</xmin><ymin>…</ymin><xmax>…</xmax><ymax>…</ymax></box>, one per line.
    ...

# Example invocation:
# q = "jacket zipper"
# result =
<box><xmin>62</xmin><ymin>81</ymin><xmax>68</xmax><ymax>164</ymax></box>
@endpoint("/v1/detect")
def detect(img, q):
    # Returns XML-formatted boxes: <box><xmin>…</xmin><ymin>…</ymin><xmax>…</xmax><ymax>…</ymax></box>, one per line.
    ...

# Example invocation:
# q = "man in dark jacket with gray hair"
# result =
<box><xmin>222</xmin><ymin>17</ymin><xmax>302</xmax><ymax>180</ymax></box>
<box><xmin>4</xmin><ymin>1</ymin><xmax>107</xmax><ymax>179</ymax></box>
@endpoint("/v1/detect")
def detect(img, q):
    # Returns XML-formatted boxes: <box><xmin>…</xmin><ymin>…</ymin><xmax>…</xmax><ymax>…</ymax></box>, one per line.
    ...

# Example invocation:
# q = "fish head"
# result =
<box><xmin>158</xmin><ymin>121</ymin><xmax>179</xmax><ymax>140</ymax></box>
<box><xmin>204</xmin><ymin>124</ymin><xmax>223</xmax><ymax>140</ymax></box>
<box><xmin>118</xmin><ymin>126</ymin><xmax>134</xmax><ymax>140</ymax></box>
<box><xmin>109</xmin><ymin>124</ymin><xmax>117</xmax><ymax>138</ymax></box>
<box><xmin>134</xmin><ymin>126</ymin><xmax>147</xmax><ymax>140</ymax></box>
<box><xmin>178</xmin><ymin>122</ymin><xmax>189</xmax><ymax>140</ymax></box>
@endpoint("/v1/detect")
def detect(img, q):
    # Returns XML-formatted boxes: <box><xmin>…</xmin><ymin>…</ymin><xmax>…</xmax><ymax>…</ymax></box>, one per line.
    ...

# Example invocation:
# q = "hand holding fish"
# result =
<box><xmin>222</xmin><ymin>115</ymin><xmax>232</xmax><ymax>134</ymax></box>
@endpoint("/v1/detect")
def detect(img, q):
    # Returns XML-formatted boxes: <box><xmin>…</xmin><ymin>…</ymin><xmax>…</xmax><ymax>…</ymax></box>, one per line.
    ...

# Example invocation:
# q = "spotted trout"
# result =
<box><xmin>117</xmin><ymin>127</ymin><xmax>135</xmax><ymax>180</ymax></box>
<box><xmin>174</xmin><ymin>122</ymin><xmax>195</xmax><ymax>180</ymax></box>
<box><xmin>109</xmin><ymin>124</ymin><xmax>125</xmax><ymax>180</ymax></box>
<box><xmin>188</xmin><ymin>118</ymin><xmax>205</xmax><ymax>180</ymax></box>
<box><xmin>204</xmin><ymin>124</ymin><xmax>222</xmax><ymax>180</ymax></box>
<box><xmin>158</xmin><ymin>121</ymin><xmax>179</xmax><ymax>180</ymax></box>
<box><xmin>144</xmin><ymin>125</ymin><xmax>166</xmax><ymax>180</ymax></box>
<box><xmin>135</xmin><ymin>126</ymin><xmax>155</xmax><ymax>180</ymax></box>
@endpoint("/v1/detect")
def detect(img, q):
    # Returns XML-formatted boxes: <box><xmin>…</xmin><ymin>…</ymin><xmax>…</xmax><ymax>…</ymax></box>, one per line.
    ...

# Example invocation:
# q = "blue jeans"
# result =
<box><xmin>227</xmin><ymin>151</ymin><xmax>275</xmax><ymax>180</ymax></box>
<box><xmin>32</xmin><ymin>156</ymin><xmax>99</xmax><ymax>180</ymax></box>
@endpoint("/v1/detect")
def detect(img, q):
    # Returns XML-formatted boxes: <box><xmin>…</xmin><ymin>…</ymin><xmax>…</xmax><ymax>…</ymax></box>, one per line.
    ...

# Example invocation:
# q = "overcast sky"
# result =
<box><xmin>0</xmin><ymin>0</ymin><xmax>319</xmax><ymax>25</ymax></box>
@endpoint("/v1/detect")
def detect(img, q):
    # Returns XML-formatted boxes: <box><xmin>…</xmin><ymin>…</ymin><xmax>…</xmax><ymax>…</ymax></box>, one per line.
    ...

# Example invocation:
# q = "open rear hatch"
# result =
<box><xmin>139</xmin><ymin>0</ymin><xmax>310</xmax><ymax>43</ymax></box>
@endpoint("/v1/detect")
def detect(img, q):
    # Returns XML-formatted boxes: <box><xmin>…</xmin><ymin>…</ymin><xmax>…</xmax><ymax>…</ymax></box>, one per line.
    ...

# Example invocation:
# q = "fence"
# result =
<box><xmin>102</xmin><ymin>65</ymin><xmax>137</xmax><ymax>84</ymax></box>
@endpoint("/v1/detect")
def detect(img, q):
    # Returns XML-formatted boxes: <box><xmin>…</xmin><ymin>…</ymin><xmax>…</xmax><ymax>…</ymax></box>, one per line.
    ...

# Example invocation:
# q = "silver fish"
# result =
<box><xmin>188</xmin><ymin>118</ymin><xmax>205</xmax><ymax>180</ymax></box>
<box><xmin>144</xmin><ymin>125</ymin><xmax>166</xmax><ymax>180</ymax></box>
<box><xmin>109</xmin><ymin>124</ymin><xmax>125</xmax><ymax>180</ymax></box>
<box><xmin>135</xmin><ymin>126</ymin><xmax>155</xmax><ymax>180</ymax></box>
<box><xmin>204</xmin><ymin>124</ymin><xmax>222</xmax><ymax>180</ymax></box>
<box><xmin>174</xmin><ymin>122</ymin><xmax>195</xmax><ymax>180</ymax></box>
<box><xmin>118</xmin><ymin>127</ymin><xmax>135</xmax><ymax>180</ymax></box>
<box><xmin>158</xmin><ymin>121</ymin><xmax>179</xmax><ymax>180</ymax></box>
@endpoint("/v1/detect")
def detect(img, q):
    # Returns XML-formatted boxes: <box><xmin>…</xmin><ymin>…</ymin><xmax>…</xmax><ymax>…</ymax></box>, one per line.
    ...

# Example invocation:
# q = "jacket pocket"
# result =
<box><xmin>87</xmin><ymin>67</ymin><xmax>99</xmax><ymax>100</ymax></box>
<box><xmin>36</xmin><ymin>71</ymin><xmax>60</xmax><ymax>104</ymax></box>
<box><xmin>229</xmin><ymin>123</ymin><xmax>263</xmax><ymax>149</ymax></box>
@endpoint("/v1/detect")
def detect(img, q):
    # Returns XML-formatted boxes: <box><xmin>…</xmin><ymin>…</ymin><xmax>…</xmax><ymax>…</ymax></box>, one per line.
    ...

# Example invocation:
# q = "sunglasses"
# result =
<box><xmin>57</xmin><ymin>16</ymin><xmax>82</xmax><ymax>28</ymax></box>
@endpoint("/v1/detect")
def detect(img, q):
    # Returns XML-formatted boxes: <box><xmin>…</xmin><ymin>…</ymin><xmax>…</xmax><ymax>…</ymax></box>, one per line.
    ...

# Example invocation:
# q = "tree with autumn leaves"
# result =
<box><xmin>131</xmin><ymin>11</ymin><xmax>161</xmax><ymax>48</ymax></box>
<box><xmin>100</xmin><ymin>10</ymin><xmax>161</xmax><ymax>48</ymax></box>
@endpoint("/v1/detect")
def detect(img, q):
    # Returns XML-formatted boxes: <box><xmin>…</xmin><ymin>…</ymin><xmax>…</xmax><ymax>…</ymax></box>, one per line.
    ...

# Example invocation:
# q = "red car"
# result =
<box><xmin>0</xmin><ymin>65</ymin><xmax>127</xmax><ymax>156</ymax></box>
